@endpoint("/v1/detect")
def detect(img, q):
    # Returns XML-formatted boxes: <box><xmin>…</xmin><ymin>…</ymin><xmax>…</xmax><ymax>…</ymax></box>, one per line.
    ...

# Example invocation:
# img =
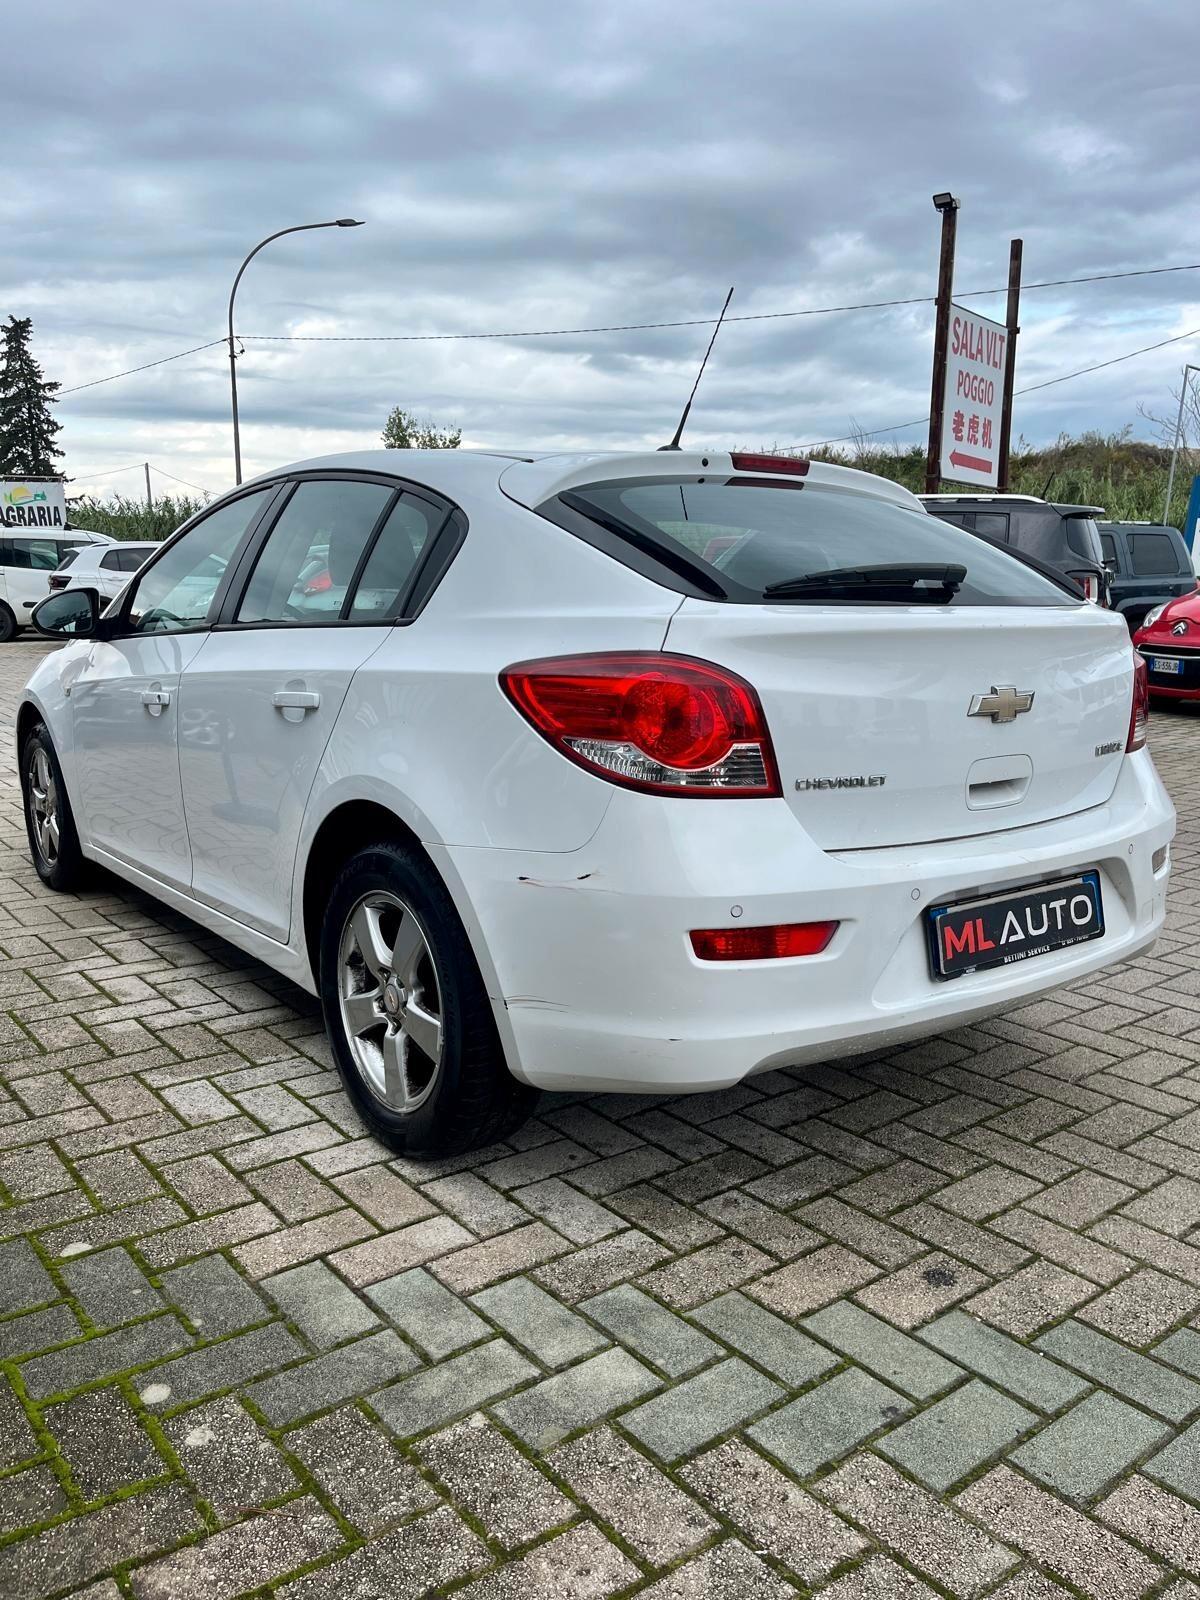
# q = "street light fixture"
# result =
<box><xmin>227</xmin><ymin>219</ymin><xmax>365</xmax><ymax>484</ymax></box>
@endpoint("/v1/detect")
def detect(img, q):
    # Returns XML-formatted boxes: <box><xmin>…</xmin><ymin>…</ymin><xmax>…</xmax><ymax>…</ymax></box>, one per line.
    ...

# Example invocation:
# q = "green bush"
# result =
<box><xmin>66</xmin><ymin>493</ymin><xmax>207</xmax><ymax>541</ymax></box>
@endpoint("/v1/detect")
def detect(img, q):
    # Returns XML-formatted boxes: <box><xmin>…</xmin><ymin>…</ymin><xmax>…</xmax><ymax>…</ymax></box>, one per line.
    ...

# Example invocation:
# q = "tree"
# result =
<box><xmin>0</xmin><ymin>316</ymin><xmax>63</xmax><ymax>477</ymax></box>
<box><xmin>381</xmin><ymin>407</ymin><xmax>461</xmax><ymax>450</ymax></box>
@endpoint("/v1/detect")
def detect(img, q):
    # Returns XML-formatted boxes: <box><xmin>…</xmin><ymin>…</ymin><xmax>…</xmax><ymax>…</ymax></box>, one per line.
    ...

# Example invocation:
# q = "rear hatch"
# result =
<box><xmin>664</xmin><ymin>600</ymin><xmax>1134</xmax><ymax>849</ymax></box>
<box><xmin>522</xmin><ymin>458</ymin><xmax>1137</xmax><ymax>852</ymax></box>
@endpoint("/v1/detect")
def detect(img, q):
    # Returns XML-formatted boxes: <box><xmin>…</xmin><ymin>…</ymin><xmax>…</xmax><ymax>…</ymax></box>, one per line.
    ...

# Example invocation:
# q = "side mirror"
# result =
<box><xmin>1104</xmin><ymin>557</ymin><xmax>1118</xmax><ymax>573</ymax></box>
<box><xmin>31</xmin><ymin>587</ymin><xmax>101</xmax><ymax>639</ymax></box>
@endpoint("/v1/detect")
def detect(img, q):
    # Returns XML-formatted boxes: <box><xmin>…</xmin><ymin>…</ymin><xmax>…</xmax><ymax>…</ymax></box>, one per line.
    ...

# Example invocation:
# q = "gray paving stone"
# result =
<box><xmin>420</xmin><ymin>1414</ymin><xmax>574</xmax><ymax>1549</ymax></box>
<box><xmin>748</xmin><ymin>1368</ymin><xmax>912</xmax><ymax>1478</ymax></box>
<box><xmin>1154</xmin><ymin>1326</ymin><xmax>1200</xmax><ymax>1378</ymax></box>
<box><xmin>0</xmin><ymin>1483</ymin><xmax>201</xmax><ymax>1600</ymax></box>
<box><xmin>631</xmin><ymin>1538</ymin><xmax>797</xmax><ymax>1599</ymax></box>
<box><xmin>139</xmin><ymin>1320</ymin><xmax>305</xmax><ymax>1408</ymax></box>
<box><xmin>920</xmin><ymin>1310</ymin><xmax>1092</xmax><ymax>1411</ymax></box>
<box><xmin>471</xmin><ymin>1275</ymin><xmax>608</xmax><ymax>1367</ymax></box>
<box><xmin>1078</xmin><ymin>1267</ymin><xmax>1200</xmax><ymax>1345</ymax></box>
<box><xmin>1097</xmin><ymin>1473</ymin><xmax>1200</xmax><ymax>1573</ymax></box>
<box><xmin>821</xmin><ymin>1452</ymin><xmax>1019</xmax><ymax>1595</ymax></box>
<box><xmin>1012</xmin><ymin>1390</ymin><xmax>1171</xmax><ymax>1501</ymax></box>
<box><xmin>451</xmin><ymin>1521</ymin><xmax>639</xmax><ymax>1600</ymax></box>
<box><xmin>513</xmin><ymin>1177</ymin><xmax>623</xmax><ymax>1243</ymax></box>
<box><xmin>281</xmin><ymin>1504</ymin><xmax>488</xmax><ymax>1599</ymax></box>
<box><xmin>804</xmin><ymin>1300</ymin><xmax>963</xmax><ymax>1399</ymax></box>
<box><xmin>47</xmin><ymin>1384</ymin><xmax>165</xmax><ymax>1497</ymax></box>
<box><xmin>956</xmin><ymin>1465</ymin><xmax>1162</xmax><ymax>1600</ymax></box>
<box><xmin>1144</xmin><ymin>1418</ymin><xmax>1200</xmax><ymax>1498</ymax></box>
<box><xmin>495</xmin><ymin>1345</ymin><xmax>660</xmax><ymax>1449</ymax></box>
<box><xmin>747</xmin><ymin>1244</ymin><xmax>879</xmax><ymax>1316</ymax></box>
<box><xmin>0</xmin><ymin>1376</ymin><xmax>41</xmax><ymax>1471</ymax></box>
<box><xmin>0</xmin><ymin>1238</ymin><xmax>57</xmax><ymax>1314</ymax></box>
<box><xmin>0</xmin><ymin>1302</ymin><xmax>80</xmax><ymax>1359</ymax></box>
<box><xmin>819</xmin><ymin>1556</ymin><xmax>944</xmax><ymax>1600</ymax></box>
<box><xmin>263</xmin><ymin>1259</ymin><xmax>381</xmax><ymax>1349</ymax></box>
<box><xmin>877</xmin><ymin>1379</ymin><xmax>1037</xmax><ymax>1492</ymax></box>
<box><xmin>129</xmin><ymin>1494</ymin><xmax>341</xmax><ymax>1600</ymax></box>
<box><xmin>165</xmin><ymin>1393</ymin><xmax>298</xmax><ymax>1519</ymax></box>
<box><xmin>61</xmin><ymin>1246</ymin><xmax>163</xmax><ymax>1329</ymax></box>
<box><xmin>0</xmin><ymin>1466</ymin><xmax>67</xmax><ymax>1537</ymax></box>
<box><xmin>621</xmin><ymin>1357</ymin><xmax>782</xmax><ymax>1462</ymax></box>
<box><xmin>963</xmin><ymin>1261</ymin><xmax>1097</xmax><ymax>1337</ymax></box>
<box><xmin>553</xmin><ymin>1423</ymin><xmax>716</xmax><ymax>1563</ymax></box>
<box><xmin>285</xmin><ymin>1404</ymin><xmax>438</xmax><ymax>1531</ymax></box>
<box><xmin>582</xmin><ymin>1283</ymin><xmax>720</xmax><ymax>1377</ymax></box>
<box><xmin>21</xmin><ymin>1314</ymin><xmax>193</xmax><ymax>1400</ymax></box>
<box><xmin>371</xmin><ymin>1338</ymin><xmax>538</xmax><ymax>1437</ymax></box>
<box><xmin>681</xmin><ymin>1438</ymin><xmax>867</xmax><ymax>1581</ymax></box>
<box><xmin>158</xmin><ymin>1254</ymin><xmax>270</xmax><ymax>1337</ymax></box>
<box><xmin>533</xmin><ymin>1227</ymin><xmax>672</xmax><ymax>1303</ymax></box>
<box><xmin>246</xmin><ymin>1327</ymin><xmax>419</xmax><ymax>1426</ymax></box>
<box><xmin>690</xmin><ymin>1290</ymin><xmax>840</xmax><ymax>1386</ymax></box>
<box><xmin>1035</xmin><ymin>1318</ymin><xmax>1200</xmax><ymax>1422</ymax></box>
<box><xmin>366</xmin><ymin>1264</ymin><xmax>490</xmax><ymax>1358</ymax></box>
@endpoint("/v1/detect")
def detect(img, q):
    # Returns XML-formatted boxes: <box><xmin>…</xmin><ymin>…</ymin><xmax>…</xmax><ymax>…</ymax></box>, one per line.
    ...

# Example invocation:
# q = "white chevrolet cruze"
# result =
<box><xmin>18</xmin><ymin>449</ymin><xmax>1174</xmax><ymax>1154</ymax></box>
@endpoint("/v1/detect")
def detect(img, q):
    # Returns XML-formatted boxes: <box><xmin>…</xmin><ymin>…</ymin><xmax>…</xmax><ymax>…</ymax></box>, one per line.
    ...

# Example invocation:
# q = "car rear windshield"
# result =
<box><xmin>557</xmin><ymin>476</ymin><xmax>1074</xmax><ymax>606</ymax></box>
<box><xmin>1063</xmin><ymin>516</ymin><xmax>1103</xmax><ymax>564</ymax></box>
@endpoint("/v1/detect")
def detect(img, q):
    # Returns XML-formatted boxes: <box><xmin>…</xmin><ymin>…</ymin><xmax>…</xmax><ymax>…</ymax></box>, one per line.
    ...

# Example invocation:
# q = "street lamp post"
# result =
<box><xmin>227</xmin><ymin>218</ymin><xmax>364</xmax><ymax>484</ymax></box>
<box><xmin>1163</xmin><ymin>364</ymin><xmax>1200</xmax><ymax>527</ymax></box>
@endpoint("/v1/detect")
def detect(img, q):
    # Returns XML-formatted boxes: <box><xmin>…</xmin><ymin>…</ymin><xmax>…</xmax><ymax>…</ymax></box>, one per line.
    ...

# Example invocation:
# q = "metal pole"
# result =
<box><xmin>227</xmin><ymin>218</ymin><xmax>365</xmax><ymax>485</ymax></box>
<box><xmin>1163</xmin><ymin>365</ymin><xmax>1200</xmax><ymax>526</ymax></box>
<box><xmin>925</xmin><ymin>195</ymin><xmax>959</xmax><ymax>494</ymax></box>
<box><xmin>144</xmin><ymin>462</ymin><xmax>152</xmax><ymax>510</ymax></box>
<box><xmin>997</xmin><ymin>238</ymin><xmax>1023</xmax><ymax>492</ymax></box>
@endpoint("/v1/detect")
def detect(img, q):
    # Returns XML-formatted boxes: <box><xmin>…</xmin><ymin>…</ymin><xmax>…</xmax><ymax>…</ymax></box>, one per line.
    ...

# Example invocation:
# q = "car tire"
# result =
<box><xmin>320</xmin><ymin>840</ymin><xmax>537</xmax><ymax>1156</ymax></box>
<box><xmin>20</xmin><ymin>724</ymin><xmax>87</xmax><ymax>891</ymax></box>
<box><xmin>0</xmin><ymin>603</ymin><xmax>17</xmax><ymax>644</ymax></box>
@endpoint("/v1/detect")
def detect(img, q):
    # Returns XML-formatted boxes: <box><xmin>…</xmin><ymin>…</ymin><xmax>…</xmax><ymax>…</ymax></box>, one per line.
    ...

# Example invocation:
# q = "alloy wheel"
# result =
<box><xmin>27</xmin><ymin>749</ymin><xmax>61</xmax><ymax>867</ymax></box>
<box><xmin>337</xmin><ymin>890</ymin><xmax>444</xmax><ymax>1113</ymax></box>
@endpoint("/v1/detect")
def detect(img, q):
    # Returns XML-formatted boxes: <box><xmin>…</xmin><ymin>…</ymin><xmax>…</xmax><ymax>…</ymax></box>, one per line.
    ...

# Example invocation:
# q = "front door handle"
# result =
<box><xmin>141</xmin><ymin>688</ymin><xmax>171</xmax><ymax>716</ymax></box>
<box><xmin>272</xmin><ymin>690</ymin><xmax>320</xmax><ymax>711</ymax></box>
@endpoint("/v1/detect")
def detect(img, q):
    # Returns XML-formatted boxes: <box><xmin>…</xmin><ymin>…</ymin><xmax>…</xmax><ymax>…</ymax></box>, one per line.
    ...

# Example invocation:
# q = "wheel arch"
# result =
<box><xmin>15</xmin><ymin>699</ymin><xmax>43</xmax><ymax>760</ymax></box>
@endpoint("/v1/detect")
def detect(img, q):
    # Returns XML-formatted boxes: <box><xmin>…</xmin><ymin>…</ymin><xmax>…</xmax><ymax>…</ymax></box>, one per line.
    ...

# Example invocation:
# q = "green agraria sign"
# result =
<box><xmin>0</xmin><ymin>480</ymin><xmax>66</xmax><ymax>529</ymax></box>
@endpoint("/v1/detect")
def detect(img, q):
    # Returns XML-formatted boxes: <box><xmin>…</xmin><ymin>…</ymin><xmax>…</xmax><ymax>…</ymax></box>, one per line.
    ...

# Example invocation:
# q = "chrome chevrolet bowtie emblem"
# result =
<box><xmin>967</xmin><ymin>685</ymin><xmax>1035</xmax><ymax>723</ymax></box>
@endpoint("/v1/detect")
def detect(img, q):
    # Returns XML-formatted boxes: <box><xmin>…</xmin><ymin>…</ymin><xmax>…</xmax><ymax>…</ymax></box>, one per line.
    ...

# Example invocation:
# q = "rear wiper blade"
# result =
<box><xmin>763</xmin><ymin>563</ymin><xmax>967</xmax><ymax>599</ymax></box>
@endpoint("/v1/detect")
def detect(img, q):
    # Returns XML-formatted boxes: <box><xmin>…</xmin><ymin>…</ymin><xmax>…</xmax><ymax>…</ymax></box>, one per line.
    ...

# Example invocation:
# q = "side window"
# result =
<box><xmin>100</xmin><ymin>550</ymin><xmax>126</xmax><ymax>571</ymax></box>
<box><xmin>1099</xmin><ymin>533</ymin><xmax>1118</xmax><ymax>566</ymax></box>
<box><xmin>970</xmin><ymin>512</ymin><xmax>1010</xmax><ymax>541</ymax></box>
<box><xmin>11</xmin><ymin>539</ymin><xmax>62</xmax><ymax>571</ymax></box>
<box><xmin>120</xmin><ymin>547</ymin><xmax>152</xmax><ymax>572</ymax></box>
<box><xmin>236</xmin><ymin>479</ymin><xmax>393</xmax><ymax>625</ymax></box>
<box><xmin>125</xmin><ymin>488</ymin><xmax>272</xmax><ymax>634</ymax></box>
<box><xmin>0</xmin><ymin>540</ymin><xmax>13</xmax><ymax>567</ymax></box>
<box><xmin>1131</xmin><ymin>532</ymin><xmax>1183</xmax><ymax>576</ymax></box>
<box><xmin>930</xmin><ymin>509</ymin><xmax>973</xmax><ymax>531</ymax></box>
<box><xmin>347</xmin><ymin>496</ymin><xmax>442</xmax><ymax>621</ymax></box>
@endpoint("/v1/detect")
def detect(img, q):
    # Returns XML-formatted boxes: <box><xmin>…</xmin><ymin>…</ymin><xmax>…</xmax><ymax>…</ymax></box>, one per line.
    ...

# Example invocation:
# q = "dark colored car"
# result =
<box><xmin>920</xmin><ymin>495</ymin><xmax>1108</xmax><ymax>604</ymax></box>
<box><xmin>1097</xmin><ymin>520</ymin><xmax>1196</xmax><ymax>633</ymax></box>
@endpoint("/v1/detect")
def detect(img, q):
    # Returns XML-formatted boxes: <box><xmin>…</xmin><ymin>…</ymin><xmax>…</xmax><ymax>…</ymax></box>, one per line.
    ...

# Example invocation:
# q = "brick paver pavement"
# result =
<box><xmin>2</xmin><ymin>635</ymin><xmax>1200</xmax><ymax>1597</ymax></box>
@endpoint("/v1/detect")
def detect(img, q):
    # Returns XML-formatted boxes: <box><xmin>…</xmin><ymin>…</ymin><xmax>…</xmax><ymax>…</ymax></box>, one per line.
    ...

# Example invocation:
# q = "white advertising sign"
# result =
<box><xmin>0</xmin><ymin>480</ymin><xmax>67</xmax><ymax>531</ymax></box>
<box><xmin>940</xmin><ymin>305</ymin><xmax>1007</xmax><ymax>488</ymax></box>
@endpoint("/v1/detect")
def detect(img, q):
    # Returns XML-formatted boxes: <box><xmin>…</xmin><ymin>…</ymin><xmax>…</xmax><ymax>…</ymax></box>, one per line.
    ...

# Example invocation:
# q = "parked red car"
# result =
<box><xmin>1134</xmin><ymin>591</ymin><xmax>1200</xmax><ymax>699</ymax></box>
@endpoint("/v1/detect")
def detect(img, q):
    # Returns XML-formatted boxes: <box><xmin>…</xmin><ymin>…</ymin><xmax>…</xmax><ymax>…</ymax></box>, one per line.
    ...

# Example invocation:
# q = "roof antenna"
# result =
<box><xmin>659</xmin><ymin>286</ymin><xmax>734</xmax><ymax>451</ymax></box>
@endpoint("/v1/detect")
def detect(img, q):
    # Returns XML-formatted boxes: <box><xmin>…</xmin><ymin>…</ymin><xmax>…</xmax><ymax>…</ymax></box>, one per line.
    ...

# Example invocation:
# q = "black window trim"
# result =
<box><xmin>104</xmin><ymin>481</ymin><xmax>288</xmax><ymax>640</ymax></box>
<box><xmin>209</xmin><ymin>468</ymin><xmax>464</xmax><ymax>634</ymax></box>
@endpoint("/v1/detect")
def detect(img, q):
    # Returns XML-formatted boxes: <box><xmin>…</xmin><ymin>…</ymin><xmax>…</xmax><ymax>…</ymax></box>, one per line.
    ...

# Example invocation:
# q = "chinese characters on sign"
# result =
<box><xmin>939</xmin><ymin>305</ymin><xmax>1006</xmax><ymax>488</ymax></box>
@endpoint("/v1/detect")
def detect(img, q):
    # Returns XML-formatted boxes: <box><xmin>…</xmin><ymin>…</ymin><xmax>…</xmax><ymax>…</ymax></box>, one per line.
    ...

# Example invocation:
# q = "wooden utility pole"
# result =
<box><xmin>925</xmin><ymin>194</ymin><xmax>960</xmax><ymax>494</ymax></box>
<box><xmin>997</xmin><ymin>239</ymin><xmax>1023</xmax><ymax>491</ymax></box>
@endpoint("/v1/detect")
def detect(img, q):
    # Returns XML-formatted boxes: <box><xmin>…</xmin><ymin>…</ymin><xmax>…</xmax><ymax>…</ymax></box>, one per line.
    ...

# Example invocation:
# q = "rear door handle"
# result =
<box><xmin>272</xmin><ymin>690</ymin><xmax>321</xmax><ymax>711</ymax></box>
<box><xmin>141</xmin><ymin>688</ymin><xmax>171</xmax><ymax>716</ymax></box>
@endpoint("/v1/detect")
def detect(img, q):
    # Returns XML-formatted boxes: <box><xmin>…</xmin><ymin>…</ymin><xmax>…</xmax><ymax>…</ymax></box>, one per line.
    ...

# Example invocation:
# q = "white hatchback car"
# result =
<box><xmin>48</xmin><ymin>540</ymin><xmax>159</xmax><ymax>603</ymax></box>
<box><xmin>18</xmin><ymin>449</ymin><xmax>1174</xmax><ymax>1154</ymax></box>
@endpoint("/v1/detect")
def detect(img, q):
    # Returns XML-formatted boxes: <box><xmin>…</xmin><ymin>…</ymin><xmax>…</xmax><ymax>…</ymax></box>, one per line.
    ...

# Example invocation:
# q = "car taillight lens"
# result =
<box><xmin>1127</xmin><ymin>654</ymin><xmax>1149</xmax><ymax>752</ymax></box>
<box><xmin>690</xmin><ymin>921</ymin><xmax>838</xmax><ymax>960</ymax></box>
<box><xmin>1080</xmin><ymin>574</ymin><xmax>1101</xmax><ymax>604</ymax></box>
<box><xmin>500</xmin><ymin>653</ymin><xmax>781</xmax><ymax>797</ymax></box>
<box><xmin>729</xmin><ymin>453</ymin><xmax>810</xmax><ymax>476</ymax></box>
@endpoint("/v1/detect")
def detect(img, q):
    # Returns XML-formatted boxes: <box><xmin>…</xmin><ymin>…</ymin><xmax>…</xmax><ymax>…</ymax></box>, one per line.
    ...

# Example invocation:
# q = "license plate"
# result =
<box><xmin>1150</xmin><ymin>656</ymin><xmax>1182</xmax><ymax>674</ymax></box>
<box><xmin>927</xmin><ymin>871</ymin><xmax>1104</xmax><ymax>981</ymax></box>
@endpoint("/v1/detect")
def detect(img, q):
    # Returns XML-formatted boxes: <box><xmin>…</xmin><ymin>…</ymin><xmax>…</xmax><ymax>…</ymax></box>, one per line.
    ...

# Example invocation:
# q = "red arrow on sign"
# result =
<box><xmin>949</xmin><ymin>449</ymin><xmax>993</xmax><ymax>473</ymax></box>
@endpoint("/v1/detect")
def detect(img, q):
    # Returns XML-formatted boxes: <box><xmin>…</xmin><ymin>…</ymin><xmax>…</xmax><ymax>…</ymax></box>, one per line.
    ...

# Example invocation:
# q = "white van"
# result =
<box><xmin>0</xmin><ymin>532</ymin><xmax>112</xmax><ymax>642</ymax></box>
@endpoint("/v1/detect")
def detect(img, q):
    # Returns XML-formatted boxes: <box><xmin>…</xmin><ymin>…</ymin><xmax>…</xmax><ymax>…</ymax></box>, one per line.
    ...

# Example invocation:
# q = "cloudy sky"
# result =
<box><xmin>7</xmin><ymin>0</ymin><xmax>1200</xmax><ymax>498</ymax></box>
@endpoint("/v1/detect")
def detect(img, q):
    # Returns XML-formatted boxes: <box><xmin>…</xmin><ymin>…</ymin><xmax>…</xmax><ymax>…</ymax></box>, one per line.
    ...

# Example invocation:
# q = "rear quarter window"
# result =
<box><xmin>1131</xmin><ymin>532</ymin><xmax>1186</xmax><ymax>575</ymax></box>
<box><xmin>1063</xmin><ymin>518</ymin><xmax>1103</xmax><ymax>563</ymax></box>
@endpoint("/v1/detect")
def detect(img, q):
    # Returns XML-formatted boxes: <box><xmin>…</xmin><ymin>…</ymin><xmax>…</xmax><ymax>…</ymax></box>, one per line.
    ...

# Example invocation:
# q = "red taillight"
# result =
<box><xmin>690</xmin><ymin>922</ymin><xmax>838</xmax><ymax>960</ymax></box>
<box><xmin>500</xmin><ymin>653</ymin><xmax>781</xmax><ymax>797</ymax></box>
<box><xmin>1080</xmin><ymin>574</ymin><xmax>1101</xmax><ymax>604</ymax></box>
<box><xmin>729</xmin><ymin>453</ymin><xmax>810</xmax><ymax>476</ymax></box>
<box><xmin>1128</xmin><ymin>654</ymin><xmax>1149</xmax><ymax>752</ymax></box>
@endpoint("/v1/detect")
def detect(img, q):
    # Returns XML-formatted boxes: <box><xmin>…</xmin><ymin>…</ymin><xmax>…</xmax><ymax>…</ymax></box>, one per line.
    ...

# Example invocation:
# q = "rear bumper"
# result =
<box><xmin>437</xmin><ymin>750</ymin><xmax>1174</xmax><ymax>1095</ymax></box>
